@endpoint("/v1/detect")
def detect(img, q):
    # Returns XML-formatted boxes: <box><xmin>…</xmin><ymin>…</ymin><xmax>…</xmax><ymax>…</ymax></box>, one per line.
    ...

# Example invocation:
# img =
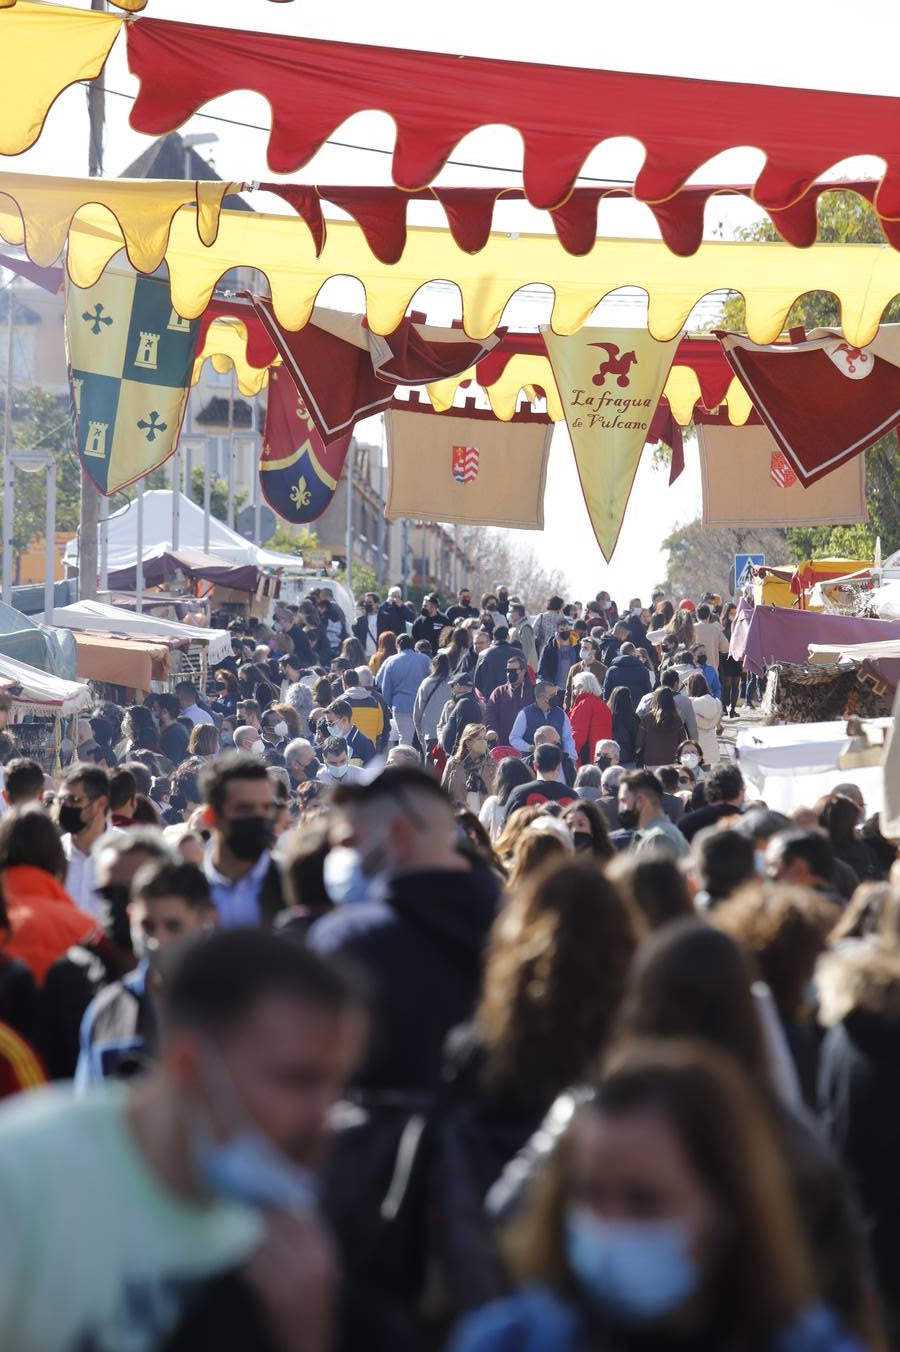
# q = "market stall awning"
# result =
<box><xmin>0</xmin><ymin>650</ymin><xmax>92</xmax><ymax>718</ymax></box>
<box><xmin>68</xmin><ymin>631</ymin><xmax>170</xmax><ymax>691</ymax></box>
<box><xmin>104</xmin><ymin>547</ymin><xmax>261</xmax><ymax>599</ymax></box>
<box><xmin>734</xmin><ymin>605</ymin><xmax>900</xmax><ymax>677</ymax></box>
<box><xmin>53</xmin><ymin>598</ymin><xmax>233</xmax><ymax>666</ymax></box>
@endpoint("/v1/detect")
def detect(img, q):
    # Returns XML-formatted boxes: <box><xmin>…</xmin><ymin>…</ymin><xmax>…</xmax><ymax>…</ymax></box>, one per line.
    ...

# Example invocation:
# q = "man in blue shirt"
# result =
<box><xmin>377</xmin><ymin>633</ymin><xmax>430</xmax><ymax>747</ymax></box>
<box><xmin>200</xmin><ymin>754</ymin><xmax>285</xmax><ymax>928</ymax></box>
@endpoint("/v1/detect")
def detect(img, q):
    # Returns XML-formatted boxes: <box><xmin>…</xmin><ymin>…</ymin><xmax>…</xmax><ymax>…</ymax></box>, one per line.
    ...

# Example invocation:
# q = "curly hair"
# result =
<box><xmin>477</xmin><ymin>857</ymin><xmax>641</xmax><ymax>1102</ymax></box>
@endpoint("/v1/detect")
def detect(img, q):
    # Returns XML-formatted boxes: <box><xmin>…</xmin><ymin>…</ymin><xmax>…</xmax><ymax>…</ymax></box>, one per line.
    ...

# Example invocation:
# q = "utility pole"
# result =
<box><xmin>78</xmin><ymin>0</ymin><xmax>106</xmax><ymax>601</ymax></box>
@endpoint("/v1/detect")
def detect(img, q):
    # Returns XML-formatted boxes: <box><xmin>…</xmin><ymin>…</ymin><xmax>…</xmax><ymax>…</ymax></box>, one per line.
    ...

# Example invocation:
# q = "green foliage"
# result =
<box><xmin>1</xmin><ymin>387</ymin><xmax>82</xmax><ymax>580</ymax></box>
<box><xmin>661</xmin><ymin>520</ymin><xmax>789</xmax><ymax>598</ymax></box>
<box><xmin>269</xmin><ymin>523</ymin><xmax>319</xmax><ymax>557</ymax></box>
<box><xmin>189</xmin><ymin>465</ymin><xmax>246</xmax><ymax>524</ymax></box>
<box><xmin>340</xmin><ymin>560</ymin><xmax>378</xmax><ymax>598</ymax></box>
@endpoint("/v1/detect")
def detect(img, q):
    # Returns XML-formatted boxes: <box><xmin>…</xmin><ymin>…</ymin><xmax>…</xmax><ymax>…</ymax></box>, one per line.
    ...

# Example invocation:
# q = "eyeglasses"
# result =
<box><xmin>678</xmin><ymin>776</ymin><xmax>692</xmax><ymax>786</ymax></box>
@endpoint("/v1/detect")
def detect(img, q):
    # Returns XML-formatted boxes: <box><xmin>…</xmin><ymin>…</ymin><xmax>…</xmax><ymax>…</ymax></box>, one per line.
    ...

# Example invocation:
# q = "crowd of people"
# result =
<box><xmin>0</xmin><ymin>580</ymin><xmax>896</xmax><ymax>1351</ymax></box>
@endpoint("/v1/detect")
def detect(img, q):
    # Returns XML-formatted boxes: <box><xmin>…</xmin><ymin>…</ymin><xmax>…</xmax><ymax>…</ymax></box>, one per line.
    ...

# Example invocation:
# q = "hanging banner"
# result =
<box><xmin>65</xmin><ymin>265</ymin><xmax>200</xmax><ymax>495</ymax></box>
<box><xmin>719</xmin><ymin>329</ymin><xmax>900</xmax><ymax>485</ymax></box>
<box><xmin>542</xmin><ymin>326</ymin><xmax>680</xmax><ymax>559</ymax></box>
<box><xmin>385</xmin><ymin>396</ymin><xmax>552</xmax><ymax>530</ymax></box>
<box><xmin>259</xmin><ymin>366</ymin><xmax>351</xmax><ymax>524</ymax></box>
<box><xmin>697</xmin><ymin>424</ymin><xmax>867</xmax><ymax>528</ymax></box>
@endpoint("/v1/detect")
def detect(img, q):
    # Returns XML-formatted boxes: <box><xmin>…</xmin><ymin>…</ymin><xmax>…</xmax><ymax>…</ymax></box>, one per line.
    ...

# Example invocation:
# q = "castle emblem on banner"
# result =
<box><xmin>451</xmin><ymin>445</ymin><xmax>480</xmax><ymax>484</ymax></box>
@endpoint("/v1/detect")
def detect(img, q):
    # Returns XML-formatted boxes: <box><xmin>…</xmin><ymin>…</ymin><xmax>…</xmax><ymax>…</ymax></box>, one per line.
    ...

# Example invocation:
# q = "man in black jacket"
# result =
<box><xmin>447</xmin><ymin>587</ymin><xmax>479</xmax><ymax>622</ymax></box>
<box><xmin>473</xmin><ymin>625</ymin><xmax>522</xmax><ymax>699</ymax></box>
<box><xmin>411</xmin><ymin>593</ymin><xmax>450</xmax><ymax>652</ymax></box>
<box><xmin>440</xmin><ymin>669</ymin><xmax>484</xmax><ymax>756</ymax></box>
<box><xmin>308</xmin><ymin>768</ymin><xmax>500</xmax><ymax>1093</ymax></box>
<box><xmin>377</xmin><ymin>586</ymin><xmax>416</xmax><ymax>638</ymax></box>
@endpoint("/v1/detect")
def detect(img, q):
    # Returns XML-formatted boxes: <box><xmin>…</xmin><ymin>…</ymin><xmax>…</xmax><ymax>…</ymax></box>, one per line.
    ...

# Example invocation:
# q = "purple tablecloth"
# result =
<box><xmin>734</xmin><ymin>604</ymin><xmax>900</xmax><ymax>677</ymax></box>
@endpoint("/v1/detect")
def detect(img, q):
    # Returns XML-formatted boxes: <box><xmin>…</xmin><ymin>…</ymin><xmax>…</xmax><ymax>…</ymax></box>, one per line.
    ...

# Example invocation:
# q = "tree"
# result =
<box><xmin>718</xmin><ymin>190</ymin><xmax>900</xmax><ymax>560</ymax></box>
<box><xmin>454</xmin><ymin>527</ymin><xmax>570</xmax><ymax>612</ymax></box>
<box><xmin>189</xmin><ymin>466</ymin><xmax>247</xmax><ymax>524</ymax></box>
<box><xmin>662</xmin><ymin>520</ymin><xmax>790</xmax><ymax>599</ymax></box>
<box><xmin>0</xmin><ymin>387</ymin><xmax>82</xmax><ymax>583</ymax></box>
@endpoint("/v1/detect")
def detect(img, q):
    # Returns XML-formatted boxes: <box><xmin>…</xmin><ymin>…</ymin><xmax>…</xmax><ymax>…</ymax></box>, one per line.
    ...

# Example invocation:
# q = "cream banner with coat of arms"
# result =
<box><xmin>543</xmin><ymin>327</ymin><xmax>681</xmax><ymax>559</ymax></box>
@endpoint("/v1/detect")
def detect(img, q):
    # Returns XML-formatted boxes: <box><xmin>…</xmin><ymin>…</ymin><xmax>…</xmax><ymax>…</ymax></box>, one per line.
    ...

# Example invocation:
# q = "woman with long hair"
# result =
<box><xmin>413</xmin><ymin>652</ymin><xmax>452</xmax><ymax>757</ymax></box>
<box><xmin>369</xmin><ymin>630</ymin><xmax>397</xmax><ymax>676</ymax></box>
<box><xmin>340</xmin><ymin>635</ymin><xmax>366</xmax><ymax>669</ymax></box>
<box><xmin>720</xmin><ymin>602</ymin><xmax>743</xmax><ymax>718</ymax></box>
<box><xmin>611</xmin><ymin>919</ymin><xmax>878</xmax><ymax>1343</ymax></box>
<box><xmin>562</xmin><ymin>798</ymin><xmax>614</xmax><ymax>863</ymax></box>
<box><xmin>505</xmin><ymin>823</ymin><xmax>573</xmax><ymax>891</ymax></box>
<box><xmin>443</xmin><ymin>625</ymin><xmax>473</xmax><ymax>675</ymax></box>
<box><xmin>606</xmin><ymin>850</ymin><xmax>695</xmax><ymax>930</ymax></box>
<box><xmin>452</xmin><ymin>1040</ymin><xmax>858</xmax><ymax>1352</ymax></box>
<box><xmin>686</xmin><ymin>671</ymin><xmax>723</xmax><ymax>767</ymax></box>
<box><xmin>479</xmin><ymin>757</ymin><xmax>534</xmax><ymax>844</ymax></box>
<box><xmin>442</xmin><ymin>723</ymin><xmax>498</xmax><ymax>812</ymax></box>
<box><xmin>636</xmin><ymin>686</ymin><xmax>685</xmax><ymax>769</ymax></box>
<box><xmin>607</xmin><ymin>686</ymin><xmax>639</xmax><ymax>769</ymax></box>
<box><xmin>819</xmin><ymin>794</ymin><xmax>878</xmax><ymax>887</ymax></box>
<box><xmin>209</xmin><ymin>668</ymin><xmax>239</xmax><ymax>718</ymax></box>
<box><xmin>270</xmin><ymin>702</ymin><xmax>303</xmax><ymax>742</ymax></box>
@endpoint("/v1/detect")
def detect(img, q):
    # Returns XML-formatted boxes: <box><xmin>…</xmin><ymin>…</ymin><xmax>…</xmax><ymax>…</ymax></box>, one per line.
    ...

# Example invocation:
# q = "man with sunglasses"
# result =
<box><xmin>483</xmin><ymin>654</ymin><xmax>534</xmax><ymax>747</ymax></box>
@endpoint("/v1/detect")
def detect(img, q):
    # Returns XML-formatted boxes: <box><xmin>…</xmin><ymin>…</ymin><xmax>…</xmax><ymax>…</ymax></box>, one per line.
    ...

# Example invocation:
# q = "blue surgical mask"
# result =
<box><xmin>325</xmin><ymin>722</ymin><xmax>342</xmax><ymax>739</ymax></box>
<box><xmin>565</xmin><ymin>1206</ymin><xmax>698</xmax><ymax>1325</ymax></box>
<box><xmin>323</xmin><ymin>845</ymin><xmax>382</xmax><ymax>904</ymax></box>
<box><xmin>193</xmin><ymin>1120</ymin><xmax>318</xmax><ymax>1214</ymax></box>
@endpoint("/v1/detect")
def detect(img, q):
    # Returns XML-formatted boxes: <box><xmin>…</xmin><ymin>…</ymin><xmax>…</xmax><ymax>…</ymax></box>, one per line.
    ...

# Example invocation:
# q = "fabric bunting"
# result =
<box><xmin>262</xmin><ymin>179</ymin><xmax>900</xmax><ymax>261</ymax></box>
<box><xmin>259</xmin><ymin>368</ymin><xmax>351</xmax><ymax>525</ymax></box>
<box><xmin>123</xmin><ymin>15</ymin><xmax>900</xmax><ymax>214</ymax></box>
<box><xmin>698</xmin><ymin>425</ymin><xmax>867</xmax><ymax>528</ymax></box>
<box><xmin>0</xmin><ymin>2</ymin><xmax>123</xmax><ymax>157</ymax></box>
<box><xmin>543</xmin><ymin>327</ymin><xmax>681</xmax><ymax>561</ymax></box>
<box><xmin>65</xmin><ymin>265</ymin><xmax>200</xmax><ymax>495</ymax></box>
<box><xmin>385</xmin><ymin>396</ymin><xmax>552</xmax><ymax>531</ymax></box>
<box><xmin>10</xmin><ymin>194</ymin><xmax>900</xmax><ymax>349</ymax></box>
<box><xmin>719</xmin><ymin>328</ymin><xmax>900</xmax><ymax>485</ymax></box>
<box><xmin>248</xmin><ymin>297</ymin><xmax>501</xmax><ymax>442</ymax></box>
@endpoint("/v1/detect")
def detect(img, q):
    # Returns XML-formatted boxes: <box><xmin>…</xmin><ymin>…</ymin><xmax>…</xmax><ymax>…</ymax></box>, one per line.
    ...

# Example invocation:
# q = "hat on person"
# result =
<box><xmin>451</xmin><ymin>668</ymin><xmax>475</xmax><ymax>688</ymax></box>
<box><xmin>678</xmin><ymin>599</ymin><xmax>696</xmax><ymax>611</ymax></box>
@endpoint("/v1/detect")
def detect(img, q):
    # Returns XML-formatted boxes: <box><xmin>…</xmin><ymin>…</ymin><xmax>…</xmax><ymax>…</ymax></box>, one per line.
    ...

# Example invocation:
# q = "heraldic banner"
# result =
<box><xmin>384</xmin><ymin>398</ymin><xmax>552</xmax><ymax>530</ymax></box>
<box><xmin>697</xmin><ymin>423</ymin><xmax>867</xmax><ymax>528</ymax></box>
<box><xmin>542</xmin><ymin>326</ymin><xmax>681</xmax><ymax>560</ymax></box>
<box><xmin>260</xmin><ymin>366</ymin><xmax>352</xmax><ymax>523</ymax></box>
<box><xmin>65</xmin><ymin>264</ymin><xmax>201</xmax><ymax>494</ymax></box>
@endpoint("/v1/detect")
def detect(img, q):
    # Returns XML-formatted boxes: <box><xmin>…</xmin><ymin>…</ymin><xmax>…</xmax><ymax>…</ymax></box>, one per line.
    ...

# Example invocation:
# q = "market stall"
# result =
<box><xmin>53</xmin><ymin>599</ymin><xmax>233</xmax><ymax>678</ymax></box>
<box><xmin>0</xmin><ymin>650</ymin><xmax>92</xmax><ymax>771</ymax></box>
<box><xmin>736</xmin><ymin>720</ymin><xmax>887</xmax><ymax>816</ymax></box>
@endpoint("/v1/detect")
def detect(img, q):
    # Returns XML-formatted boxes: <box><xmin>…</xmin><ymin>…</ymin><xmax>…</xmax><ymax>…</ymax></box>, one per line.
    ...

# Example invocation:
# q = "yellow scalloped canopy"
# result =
<box><xmin>0</xmin><ymin>4</ymin><xmax>123</xmax><ymax>155</ymax></box>
<box><xmin>3</xmin><ymin>175</ymin><xmax>900</xmax><ymax>347</ymax></box>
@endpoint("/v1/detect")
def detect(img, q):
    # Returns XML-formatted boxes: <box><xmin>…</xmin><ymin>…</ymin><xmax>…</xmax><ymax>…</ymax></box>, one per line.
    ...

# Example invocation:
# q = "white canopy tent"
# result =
<box><xmin>52</xmin><ymin>600</ymin><xmax>233</xmax><ymax>667</ymax></box>
<box><xmin>0</xmin><ymin>651</ymin><xmax>92</xmax><ymax>719</ymax></box>
<box><xmin>64</xmin><ymin>491</ymin><xmax>307</xmax><ymax>574</ymax></box>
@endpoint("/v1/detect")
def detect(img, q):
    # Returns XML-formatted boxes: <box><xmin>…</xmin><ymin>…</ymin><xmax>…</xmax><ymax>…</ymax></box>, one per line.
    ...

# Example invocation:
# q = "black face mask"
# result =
<box><xmin>572</xmin><ymin>830</ymin><xmax>594</xmax><ymax>853</ymax></box>
<box><xmin>618</xmin><ymin>807</ymin><xmax>639</xmax><ymax>831</ymax></box>
<box><xmin>224</xmin><ymin>816</ymin><xmax>275</xmax><ymax>862</ymax></box>
<box><xmin>364</xmin><ymin>602</ymin><xmax>376</xmax><ymax>613</ymax></box>
<box><xmin>507</xmin><ymin>670</ymin><xmax>523</xmax><ymax>685</ymax></box>
<box><xmin>58</xmin><ymin>803</ymin><xmax>87</xmax><ymax>836</ymax></box>
<box><xmin>595</xmin><ymin>754</ymin><xmax>612</xmax><ymax>771</ymax></box>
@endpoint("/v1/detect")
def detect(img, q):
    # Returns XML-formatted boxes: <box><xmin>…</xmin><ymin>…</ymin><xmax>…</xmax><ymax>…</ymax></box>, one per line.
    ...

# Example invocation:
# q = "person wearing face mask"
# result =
<box><xmin>283</xmin><ymin>737</ymin><xmax>321</xmax><ymax>792</ymax></box>
<box><xmin>322</xmin><ymin>699</ymin><xmax>375</xmax><ymax>766</ymax></box>
<box><xmin>316</xmin><ymin>737</ymin><xmax>364</xmax><ymax>787</ymax></box>
<box><xmin>474</xmin><ymin>625</ymin><xmax>524</xmax><ymax>700</ymax></box>
<box><xmin>563</xmin><ymin>635</ymin><xmax>607</xmax><ymax>711</ymax></box>
<box><xmin>75</xmin><ymin>860</ymin><xmax>214</xmax><ymax>1089</ymax></box>
<box><xmin>537</xmin><ymin>618</ymin><xmax>580</xmax><ymax>697</ymax></box>
<box><xmin>232</xmin><ymin>724</ymin><xmax>267</xmax><ymax>760</ymax></box>
<box><xmin>441</xmin><ymin>723</ymin><xmax>497</xmax><ymax>811</ymax></box>
<box><xmin>452</xmin><ymin>1043</ymin><xmax>861</xmax><ymax>1352</ymax></box>
<box><xmin>617</xmin><ymin>770</ymin><xmax>689</xmax><ymax>858</ymax></box>
<box><xmin>483</xmin><ymin>655</ymin><xmax>534</xmax><ymax>748</ymax></box>
<box><xmin>57</xmin><ymin>766</ymin><xmax>122</xmax><ymax>920</ymax></box>
<box><xmin>0</xmin><ymin>928</ymin><xmax>366</xmax><ymax>1352</ymax></box>
<box><xmin>351</xmin><ymin>591</ymin><xmax>382</xmax><ymax>657</ymax></box>
<box><xmin>448</xmin><ymin>587</ymin><xmax>480</xmax><ymax>623</ymax></box>
<box><xmin>200</xmin><ymin>755</ymin><xmax>285</xmax><ymax>929</ymax></box>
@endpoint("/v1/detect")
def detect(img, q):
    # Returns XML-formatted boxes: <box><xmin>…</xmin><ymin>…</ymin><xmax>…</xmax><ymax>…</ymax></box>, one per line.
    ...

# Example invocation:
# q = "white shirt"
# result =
<box><xmin>316</xmin><ymin>764</ymin><xmax>363</xmax><ymax>786</ymax></box>
<box><xmin>182</xmin><ymin>703</ymin><xmax>215</xmax><ymax>727</ymax></box>
<box><xmin>62</xmin><ymin>824</ymin><xmax>123</xmax><ymax>920</ymax></box>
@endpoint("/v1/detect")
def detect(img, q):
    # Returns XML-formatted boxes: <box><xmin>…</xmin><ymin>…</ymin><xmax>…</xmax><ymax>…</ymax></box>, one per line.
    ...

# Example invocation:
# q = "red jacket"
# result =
<box><xmin>569</xmin><ymin>692</ymin><xmax>613</xmax><ymax>765</ymax></box>
<box><xmin>1</xmin><ymin>865</ymin><xmax>99</xmax><ymax>984</ymax></box>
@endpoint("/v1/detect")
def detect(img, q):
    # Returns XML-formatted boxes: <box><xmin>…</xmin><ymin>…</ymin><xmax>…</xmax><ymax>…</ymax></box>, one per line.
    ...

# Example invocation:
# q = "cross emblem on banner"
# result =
<box><xmin>82</xmin><ymin>303</ymin><xmax>113</xmax><ymax>335</ymax></box>
<box><xmin>137</xmin><ymin>410</ymin><xmax>168</xmax><ymax>442</ymax></box>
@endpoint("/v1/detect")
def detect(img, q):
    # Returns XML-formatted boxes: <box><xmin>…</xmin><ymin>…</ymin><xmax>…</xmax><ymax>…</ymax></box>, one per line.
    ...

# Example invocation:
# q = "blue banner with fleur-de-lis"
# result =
<box><xmin>65</xmin><ymin>263</ymin><xmax>201</xmax><ymax>494</ymax></box>
<box><xmin>259</xmin><ymin>365</ymin><xmax>352</xmax><ymax>523</ymax></box>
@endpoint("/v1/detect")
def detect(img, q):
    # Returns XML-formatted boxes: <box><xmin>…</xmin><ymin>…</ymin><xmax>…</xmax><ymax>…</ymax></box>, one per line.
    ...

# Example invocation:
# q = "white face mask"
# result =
<box><xmin>251</xmin><ymin>739</ymin><xmax>266</xmax><ymax>756</ymax></box>
<box><xmin>680</xmin><ymin>752</ymin><xmax>700</xmax><ymax>769</ymax></box>
<box><xmin>272</xmin><ymin>721</ymin><xmax>288</xmax><ymax>738</ymax></box>
<box><xmin>580</xmin><ymin>646</ymin><xmax>593</xmax><ymax>661</ymax></box>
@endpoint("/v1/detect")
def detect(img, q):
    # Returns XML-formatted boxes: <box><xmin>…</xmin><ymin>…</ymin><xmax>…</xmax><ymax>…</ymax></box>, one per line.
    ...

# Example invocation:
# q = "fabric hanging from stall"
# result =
<box><xmin>697</xmin><ymin>424</ymin><xmax>868</xmax><ymax>528</ymax></box>
<box><xmin>65</xmin><ymin>264</ymin><xmax>201</xmax><ymax>494</ymax></box>
<box><xmin>719</xmin><ymin>328</ymin><xmax>900</xmax><ymax>484</ymax></box>
<box><xmin>384</xmin><ymin>394</ymin><xmax>552</xmax><ymax>530</ymax></box>
<box><xmin>543</xmin><ymin>327</ymin><xmax>681</xmax><ymax>560</ymax></box>
<box><xmin>259</xmin><ymin>367</ymin><xmax>352</xmax><ymax>524</ymax></box>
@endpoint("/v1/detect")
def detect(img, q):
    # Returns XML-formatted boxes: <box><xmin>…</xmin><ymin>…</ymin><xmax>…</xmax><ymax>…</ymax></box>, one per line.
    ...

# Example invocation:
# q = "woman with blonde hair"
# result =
<box><xmin>369</xmin><ymin>630</ymin><xmax>397</xmax><ymax>676</ymax></box>
<box><xmin>442</xmin><ymin>723</ymin><xmax>497</xmax><ymax>812</ymax></box>
<box><xmin>187</xmin><ymin>722</ymin><xmax>219</xmax><ymax>758</ymax></box>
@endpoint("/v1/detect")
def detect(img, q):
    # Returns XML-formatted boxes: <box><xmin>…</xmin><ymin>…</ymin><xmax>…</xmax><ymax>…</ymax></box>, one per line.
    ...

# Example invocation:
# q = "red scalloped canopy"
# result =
<box><xmin>127</xmin><ymin>15</ymin><xmax>900</xmax><ymax>213</ymax></box>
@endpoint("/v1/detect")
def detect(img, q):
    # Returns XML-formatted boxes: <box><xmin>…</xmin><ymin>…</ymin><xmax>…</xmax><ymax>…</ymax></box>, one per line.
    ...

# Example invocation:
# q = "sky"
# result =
<box><xmin>5</xmin><ymin>0</ymin><xmax>898</xmax><ymax>601</ymax></box>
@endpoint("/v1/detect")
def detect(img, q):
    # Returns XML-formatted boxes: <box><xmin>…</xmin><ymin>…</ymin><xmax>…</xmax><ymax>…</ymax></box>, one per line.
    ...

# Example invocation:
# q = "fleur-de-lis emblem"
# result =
<box><xmin>290</xmin><ymin>476</ymin><xmax>312</xmax><ymax>509</ymax></box>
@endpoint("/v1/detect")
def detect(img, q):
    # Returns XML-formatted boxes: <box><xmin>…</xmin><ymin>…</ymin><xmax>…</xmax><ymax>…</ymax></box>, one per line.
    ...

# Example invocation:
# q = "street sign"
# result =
<box><xmin>235</xmin><ymin>503</ymin><xmax>277</xmax><ymax>545</ymax></box>
<box><xmin>734</xmin><ymin>552</ymin><xmax>765</xmax><ymax>591</ymax></box>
